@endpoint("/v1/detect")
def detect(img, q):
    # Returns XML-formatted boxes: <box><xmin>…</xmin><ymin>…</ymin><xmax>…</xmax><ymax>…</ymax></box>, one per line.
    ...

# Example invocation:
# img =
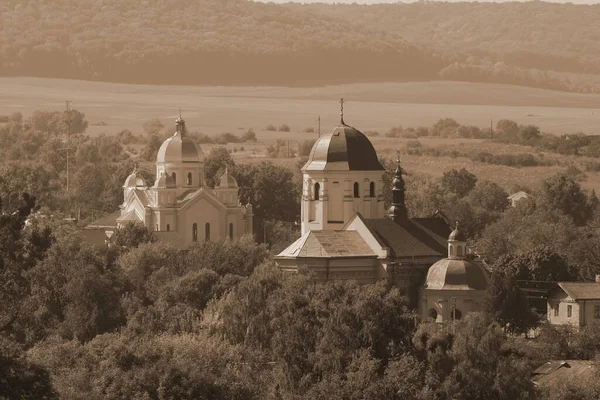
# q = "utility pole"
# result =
<box><xmin>317</xmin><ymin>115</ymin><xmax>321</xmax><ymax>138</ymax></box>
<box><xmin>66</xmin><ymin>100</ymin><xmax>72</xmax><ymax>214</ymax></box>
<box><xmin>490</xmin><ymin>119</ymin><xmax>494</xmax><ymax>141</ymax></box>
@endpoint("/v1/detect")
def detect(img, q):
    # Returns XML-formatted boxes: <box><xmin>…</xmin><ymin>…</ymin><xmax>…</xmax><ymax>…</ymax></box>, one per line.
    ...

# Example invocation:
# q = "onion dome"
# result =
<box><xmin>154</xmin><ymin>172</ymin><xmax>176</xmax><ymax>189</ymax></box>
<box><xmin>216</xmin><ymin>168</ymin><xmax>238</xmax><ymax>188</ymax></box>
<box><xmin>123</xmin><ymin>168</ymin><xmax>147</xmax><ymax>188</ymax></box>
<box><xmin>449</xmin><ymin>222</ymin><xmax>466</xmax><ymax>242</ymax></box>
<box><xmin>424</xmin><ymin>258</ymin><xmax>488</xmax><ymax>291</ymax></box>
<box><xmin>156</xmin><ymin>115</ymin><xmax>204</xmax><ymax>164</ymax></box>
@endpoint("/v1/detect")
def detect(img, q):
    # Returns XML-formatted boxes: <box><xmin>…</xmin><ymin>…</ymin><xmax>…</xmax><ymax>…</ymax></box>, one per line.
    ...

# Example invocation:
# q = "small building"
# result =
<box><xmin>547</xmin><ymin>280</ymin><xmax>600</xmax><ymax>328</ymax></box>
<box><xmin>508</xmin><ymin>191</ymin><xmax>530</xmax><ymax>207</ymax></box>
<box><xmin>533</xmin><ymin>360</ymin><xmax>597</xmax><ymax>389</ymax></box>
<box><xmin>419</xmin><ymin>225</ymin><xmax>490</xmax><ymax>323</ymax></box>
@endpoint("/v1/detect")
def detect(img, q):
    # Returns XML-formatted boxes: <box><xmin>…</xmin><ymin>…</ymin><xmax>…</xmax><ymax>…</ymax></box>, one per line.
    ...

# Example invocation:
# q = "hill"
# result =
<box><xmin>0</xmin><ymin>0</ymin><xmax>440</xmax><ymax>85</ymax></box>
<box><xmin>285</xmin><ymin>1</ymin><xmax>600</xmax><ymax>92</ymax></box>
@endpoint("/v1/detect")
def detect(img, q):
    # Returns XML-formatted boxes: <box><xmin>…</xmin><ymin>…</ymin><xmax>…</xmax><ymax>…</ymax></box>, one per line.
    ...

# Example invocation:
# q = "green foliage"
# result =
<box><xmin>204</xmin><ymin>147</ymin><xmax>234</xmax><ymax>188</ymax></box>
<box><xmin>142</xmin><ymin>118</ymin><xmax>164</xmax><ymax>136</ymax></box>
<box><xmin>297</xmin><ymin>139</ymin><xmax>316</xmax><ymax>157</ymax></box>
<box><xmin>111</xmin><ymin>223</ymin><xmax>155</xmax><ymax>249</ymax></box>
<box><xmin>431</xmin><ymin>118</ymin><xmax>460</xmax><ymax>137</ymax></box>
<box><xmin>278</xmin><ymin>124</ymin><xmax>291</xmax><ymax>132</ymax></box>
<box><xmin>540</xmin><ymin>173</ymin><xmax>594</xmax><ymax>226</ymax></box>
<box><xmin>441</xmin><ymin>168</ymin><xmax>477</xmax><ymax>198</ymax></box>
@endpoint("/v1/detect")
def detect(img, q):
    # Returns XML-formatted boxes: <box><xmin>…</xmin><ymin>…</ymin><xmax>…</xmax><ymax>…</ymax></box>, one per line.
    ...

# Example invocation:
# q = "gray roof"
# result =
<box><xmin>363</xmin><ymin>217</ymin><xmax>448</xmax><ymax>258</ymax></box>
<box><xmin>533</xmin><ymin>360</ymin><xmax>596</xmax><ymax>388</ymax></box>
<box><xmin>277</xmin><ymin>230</ymin><xmax>376</xmax><ymax>258</ymax></box>
<box><xmin>302</xmin><ymin>124</ymin><xmax>384</xmax><ymax>171</ymax></box>
<box><xmin>85</xmin><ymin>210</ymin><xmax>120</xmax><ymax>229</ymax></box>
<box><xmin>424</xmin><ymin>258</ymin><xmax>489</xmax><ymax>290</ymax></box>
<box><xmin>77</xmin><ymin>229</ymin><xmax>109</xmax><ymax>246</ymax></box>
<box><xmin>557</xmin><ymin>282</ymin><xmax>600</xmax><ymax>300</ymax></box>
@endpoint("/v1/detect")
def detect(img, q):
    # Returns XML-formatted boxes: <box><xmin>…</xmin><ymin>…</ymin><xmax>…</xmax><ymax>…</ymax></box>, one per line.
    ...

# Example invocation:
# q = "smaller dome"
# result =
<box><xmin>448</xmin><ymin>226</ymin><xmax>466</xmax><ymax>242</ymax></box>
<box><xmin>154</xmin><ymin>172</ymin><xmax>176</xmax><ymax>189</ymax></box>
<box><xmin>123</xmin><ymin>170</ymin><xmax>146</xmax><ymax>188</ymax></box>
<box><xmin>156</xmin><ymin>116</ymin><xmax>204</xmax><ymax>164</ymax></box>
<box><xmin>216</xmin><ymin>168</ymin><xmax>238</xmax><ymax>189</ymax></box>
<box><xmin>424</xmin><ymin>259</ymin><xmax>488</xmax><ymax>291</ymax></box>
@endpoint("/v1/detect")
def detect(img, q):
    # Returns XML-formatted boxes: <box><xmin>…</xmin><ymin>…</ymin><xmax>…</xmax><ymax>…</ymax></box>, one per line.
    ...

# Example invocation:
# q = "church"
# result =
<box><xmin>275</xmin><ymin>101</ymin><xmax>490</xmax><ymax>321</ymax></box>
<box><xmin>86</xmin><ymin>115</ymin><xmax>253</xmax><ymax>246</ymax></box>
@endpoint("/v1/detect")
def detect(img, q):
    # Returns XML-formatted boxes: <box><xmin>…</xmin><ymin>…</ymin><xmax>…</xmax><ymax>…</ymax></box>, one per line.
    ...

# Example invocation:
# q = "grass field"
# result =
<box><xmin>3</xmin><ymin>77</ymin><xmax>600</xmax><ymax>192</ymax></box>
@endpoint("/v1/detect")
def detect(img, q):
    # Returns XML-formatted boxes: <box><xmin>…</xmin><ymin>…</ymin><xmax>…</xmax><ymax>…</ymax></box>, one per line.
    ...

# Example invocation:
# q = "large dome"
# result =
<box><xmin>156</xmin><ymin>116</ymin><xmax>204</xmax><ymax>164</ymax></box>
<box><xmin>302</xmin><ymin>123</ymin><xmax>384</xmax><ymax>172</ymax></box>
<box><xmin>424</xmin><ymin>258</ymin><xmax>488</xmax><ymax>291</ymax></box>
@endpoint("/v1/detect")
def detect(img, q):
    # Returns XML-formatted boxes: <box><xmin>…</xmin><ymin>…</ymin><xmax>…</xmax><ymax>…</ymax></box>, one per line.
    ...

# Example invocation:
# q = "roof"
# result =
<box><xmin>424</xmin><ymin>258</ymin><xmax>489</xmax><ymax>290</ymax></box>
<box><xmin>216</xmin><ymin>169</ymin><xmax>238</xmax><ymax>189</ymax></box>
<box><xmin>116</xmin><ymin>209</ymin><xmax>142</xmax><ymax>223</ymax></box>
<box><xmin>276</xmin><ymin>230</ymin><xmax>376</xmax><ymax>258</ymax></box>
<box><xmin>123</xmin><ymin>171</ymin><xmax>147</xmax><ymax>188</ymax></box>
<box><xmin>85</xmin><ymin>210</ymin><xmax>120</xmax><ymax>229</ymax></box>
<box><xmin>557</xmin><ymin>282</ymin><xmax>600</xmax><ymax>300</ymax></box>
<box><xmin>533</xmin><ymin>360</ymin><xmax>597</xmax><ymax>388</ymax></box>
<box><xmin>77</xmin><ymin>229</ymin><xmax>109</xmax><ymax>246</ymax></box>
<box><xmin>363</xmin><ymin>217</ymin><xmax>449</xmax><ymax>258</ymax></box>
<box><xmin>302</xmin><ymin>123</ymin><xmax>384</xmax><ymax>171</ymax></box>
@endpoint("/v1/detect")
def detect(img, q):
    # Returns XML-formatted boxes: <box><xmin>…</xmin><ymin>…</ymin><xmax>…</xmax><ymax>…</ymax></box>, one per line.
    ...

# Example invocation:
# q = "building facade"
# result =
<box><xmin>547</xmin><ymin>281</ymin><xmax>600</xmax><ymax>328</ymax></box>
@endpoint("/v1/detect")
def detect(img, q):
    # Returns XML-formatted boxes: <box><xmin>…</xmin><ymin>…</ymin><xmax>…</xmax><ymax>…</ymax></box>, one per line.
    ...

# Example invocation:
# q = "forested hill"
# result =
<box><xmin>285</xmin><ymin>1</ymin><xmax>600</xmax><ymax>93</ymax></box>
<box><xmin>0</xmin><ymin>0</ymin><xmax>440</xmax><ymax>86</ymax></box>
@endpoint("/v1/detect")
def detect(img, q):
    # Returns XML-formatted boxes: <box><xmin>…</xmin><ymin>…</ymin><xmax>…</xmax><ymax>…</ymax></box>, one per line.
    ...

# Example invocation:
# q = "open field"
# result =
<box><xmin>2</xmin><ymin>78</ymin><xmax>600</xmax><ymax>138</ymax></box>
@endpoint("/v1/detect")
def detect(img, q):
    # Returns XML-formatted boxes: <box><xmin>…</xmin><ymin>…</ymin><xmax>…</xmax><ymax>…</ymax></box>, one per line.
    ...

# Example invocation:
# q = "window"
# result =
<box><xmin>314</xmin><ymin>182</ymin><xmax>320</xmax><ymax>201</ymax></box>
<box><xmin>449</xmin><ymin>245</ymin><xmax>454</xmax><ymax>256</ymax></box>
<box><xmin>171</xmin><ymin>172</ymin><xmax>176</xmax><ymax>183</ymax></box>
<box><xmin>353</xmin><ymin>182</ymin><xmax>360</xmax><ymax>198</ymax></box>
<box><xmin>456</xmin><ymin>246</ymin><xmax>463</xmax><ymax>257</ymax></box>
<box><xmin>453</xmin><ymin>309</ymin><xmax>462</xmax><ymax>321</ymax></box>
<box><xmin>187</xmin><ymin>172</ymin><xmax>192</xmax><ymax>185</ymax></box>
<box><xmin>567</xmin><ymin>305</ymin><xmax>572</xmax><ymax>318</ymax></box>
<box><xmin>369</xmin><ymin>182</ymin><xmax>375</xmax><ymax>197</ymax></box>
<box><xmin>554</xmin><ymin>305</ymin><xmax>559</xmax><ymax>317</ymax></box>
<box><xmin>594</xmin><ymin>305</ymin><xmax>600</xmax><ymax>319</ymax></box>
<box><xmin>205</xmin><ymin>223</ymin><xmax>210</xmax><ymax>241</ymax></box>
<box><xmin>192</xmin><ymin>223</ymin><xmax>198</xmax><ymax>242</ymax></box>
<box><xmin>229</xmin><ymin>223</ymin><xmax>234</xmax><ymax>239</ymax></box>
<box><xmin>166</xmin><ymin>224</ymin><xmax>170</xmax><ymax>232</ymax></box>
<box><xmin>428</xmin><ymin>308</ymin><xmax>438</xmax><ymax>320</ymax></box>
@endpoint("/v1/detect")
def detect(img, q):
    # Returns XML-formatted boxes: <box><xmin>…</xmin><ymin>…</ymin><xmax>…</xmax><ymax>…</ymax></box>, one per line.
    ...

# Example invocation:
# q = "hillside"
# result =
<box><xmin>0</xmin><ymin>0</ymin><xmax>440</xmax><ymax>85</ymax></box>
<box><xmin>286</xmin><ymin>1</ymin><xmax>600</xmax><ymax>92</ymax></box>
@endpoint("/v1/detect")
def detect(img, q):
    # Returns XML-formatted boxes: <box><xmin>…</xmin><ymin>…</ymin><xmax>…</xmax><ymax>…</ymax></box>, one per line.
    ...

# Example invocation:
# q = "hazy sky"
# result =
<box><xmin>258</xmin><ymin>0</ymin><xmax>599</xmax><ymax>4</ymax></box>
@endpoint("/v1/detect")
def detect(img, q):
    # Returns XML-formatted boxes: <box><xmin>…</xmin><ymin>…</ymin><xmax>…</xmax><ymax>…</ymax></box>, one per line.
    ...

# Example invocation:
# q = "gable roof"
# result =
<box><xmin>276</xmin><ymin>230</ymin><xmax>376</xmax><ymax>259</ymax></box>
<box><xmin>557</xmin><ymin>282</ymin><xmax>600</xmax><ymax>300</ymax></box>
<box><xmin>116</xmin><ymin>209</ymin><xmax>142</xmax><ymax>224</ymax></box>
<box><xmin>177</xmin><ymin>188</ymin><xmax>227</xmax><ymax>212</ymax></box>
<box><xmin>362</xmin><ymin>217</ymin><xmax>449</xmax><ymax>258</ymax></box>
<box><xmin>85</xmin><ymin>210</ymin><xmax>120</xmax><ymax>229</ymax></box>
<box><xmin>533</xmin><ymin>360</ymin><xmax>597</xmax><ymax>388</ymax></box>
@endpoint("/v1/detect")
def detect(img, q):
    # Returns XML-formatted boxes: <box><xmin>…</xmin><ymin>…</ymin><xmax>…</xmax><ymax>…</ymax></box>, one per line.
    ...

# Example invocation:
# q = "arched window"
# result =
<box><xmin>229</xmin><ymin>223</ymin><xmax>234</xmax><ymax>239</ymax></box>
<box><xmin>453</xmin><ymin>309</ymin><xmax>462</xmax><ymax>321</ymax></box>
<box><xmin>457</xmin><ymin>246</ymin><xmax>463</xmax><ymax>257</ymax></box>
<box><xmin>314</xmin><ymin>182</ymin><xmax>320</xmax><ymax>201</ymax></box>
<box><xmin>187</xmin><ymin>172</ymin><xmax>192</xmax><ymax>185</ymax></box>
<box><xmin>192</xmin><ymin>223</ymin><xmax>198</xmax><ymax>242</ymax></box>
<box><xmin>353</xmin><ymin>182</ymin><xmax>360</xmax><ymax>198</ymax></box>
<box><xmin>205</xmin><ymin>223</ymin><xmax>210</xmax><ymax>241</ymax></box>
<box><xmin>369</xmin><ymin>182</ymin><xmax>375</xmax><ymax>197</ymax></box>
<box><xmin>428</xmin><ymin>308</ymin><xmax>438</xmax><ymax>320</ymax></box>
<box><xmin>166</xmin><ymin>224</ymin><xmax>170</xmax><ymax>232</ymax></box>
<box><xmin>449</xmin><ymin>245</ymin><xmax>454</xmax><ymax>256</ymax></box>
<box><xmin>171</xmin><ymin>172</ymin><xmax>176</xmax><ymax>183</ymax></box>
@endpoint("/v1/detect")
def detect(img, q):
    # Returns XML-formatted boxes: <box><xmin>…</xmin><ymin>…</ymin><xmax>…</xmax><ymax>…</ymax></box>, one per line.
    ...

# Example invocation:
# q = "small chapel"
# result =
<box><xmin>86</xmin><ymin>115</ymin><xmax>253</xmax><ymax>246</ymax></box>
<box><xmin>276</xmin><ymin>100</ymin><xmax>490</xmax><ymax>319</ymax></box>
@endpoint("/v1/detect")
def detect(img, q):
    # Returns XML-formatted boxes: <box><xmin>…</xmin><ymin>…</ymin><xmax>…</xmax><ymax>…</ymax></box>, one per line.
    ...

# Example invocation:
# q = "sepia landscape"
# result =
<box><xmin>3</xmin><ymin>0</ymin><xmax>600</xmax><ymax>399</ymax></box>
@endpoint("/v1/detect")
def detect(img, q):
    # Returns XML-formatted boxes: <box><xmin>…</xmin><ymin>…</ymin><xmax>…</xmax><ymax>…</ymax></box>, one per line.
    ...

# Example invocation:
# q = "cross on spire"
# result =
<box><xmin>340</xmin><ymin>98</ymin><xmax>345</xmax><ymax>125</ymax></box>
<box><xmin>396</xmin><ymin>149</ymin><xmax>401</xmax><ymax>166</ymax></box>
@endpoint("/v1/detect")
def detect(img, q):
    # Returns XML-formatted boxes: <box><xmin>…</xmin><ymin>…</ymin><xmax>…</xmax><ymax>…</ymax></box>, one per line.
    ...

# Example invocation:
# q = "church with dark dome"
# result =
<box><xmin>277</xmin><ymin>100</ymin><xmax>489</xmax><ymax>319</ymax></box>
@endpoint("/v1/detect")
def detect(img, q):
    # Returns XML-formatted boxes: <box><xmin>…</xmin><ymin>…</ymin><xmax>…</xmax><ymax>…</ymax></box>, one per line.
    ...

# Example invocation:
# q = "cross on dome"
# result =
<box><xmin>340</xmin><ymin>98</ymin><xmax>345</xmax><ymax>125</ymax></box>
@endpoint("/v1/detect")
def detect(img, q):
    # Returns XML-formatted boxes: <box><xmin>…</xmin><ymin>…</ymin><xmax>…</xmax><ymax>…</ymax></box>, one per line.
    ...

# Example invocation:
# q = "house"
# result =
<box><xmin>547</xmin><ymin>279</ymin><xmax>600</xmax><ymax>328</ymax></box>
<box><xmin>508</xmin><ymin>191</ymin><xmax>530</xmax><ymax>207</ymax></box>
<box><xmin>533</xmin><ymin>360</ymin><xmax>597</xmax><ymax>389</ymax></box>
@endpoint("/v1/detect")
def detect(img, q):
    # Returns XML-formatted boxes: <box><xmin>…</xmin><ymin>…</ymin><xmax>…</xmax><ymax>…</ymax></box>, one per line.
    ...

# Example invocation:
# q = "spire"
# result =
<box><xmin>388</xmin><ymin>150</ymin><xmax>407</xmax><ymax>224</ymax></box>
<box><xmin>340</xmin><ymin>98</ymin><xmax>345</xmax><ymax>125</ymax></box>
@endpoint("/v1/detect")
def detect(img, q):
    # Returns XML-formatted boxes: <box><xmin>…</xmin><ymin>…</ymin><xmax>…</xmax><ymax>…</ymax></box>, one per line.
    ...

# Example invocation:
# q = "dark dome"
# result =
<box><xmin>424</xmin><ymin>259</ymin><xmax>488</xmax><ymax>291</ymax></box>
<box><xmin>302</xmin><ymin>124</ymin><xmax>385</xmax><ymax>171</ymax></box>
<box><xmin>449</xmin><ymin>227</ymin><xmax>466</xmax><ymax>242</ymax></box>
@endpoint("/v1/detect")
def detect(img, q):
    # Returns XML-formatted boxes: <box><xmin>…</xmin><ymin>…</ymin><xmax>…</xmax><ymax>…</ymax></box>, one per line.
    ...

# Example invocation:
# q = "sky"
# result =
<box><xmin>257</xmin><ymin>0</ymin><xmax>599</xmax><ymax>4</ymax></box>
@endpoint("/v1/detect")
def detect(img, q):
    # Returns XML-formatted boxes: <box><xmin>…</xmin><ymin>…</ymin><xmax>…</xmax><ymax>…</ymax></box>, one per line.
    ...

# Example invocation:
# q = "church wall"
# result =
<box><xmin>276</xmin><ymin>257</ymin><xmax>379</xmax><ymax>284</ymax></box>
<box><xmin>420</xmin><ymin>290</ymin><xmax>486</xmax><ymax>323</ymax></box>
<box><xmin>179</xmin><ymin>197</ymin><xmax>225</xmax><ymax>243</ymax></box>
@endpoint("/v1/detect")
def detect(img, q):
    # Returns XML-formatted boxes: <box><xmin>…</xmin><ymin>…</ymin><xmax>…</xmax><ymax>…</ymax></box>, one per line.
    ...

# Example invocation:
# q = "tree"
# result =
<box><xmin>141</xmin><ymin>134</ymin><xmax>163</xmax><ymax>161</ymax></box>
<box><xmin>31</xmin><ymin>109</ymin><xmax>87</xmax><ymax>136</ymax></box>
<box><xmin>495</xmin><ymin>119</ymin><xmax>519</xmax><ymax>138</ymax></box>
<box><xmin>142</xmin><ymin>118</ymin><xmax>164</xmax><ymax>136</ymax></box>
<box><xmin>111</xmin><ymin>223</ymin><xmax>155</xmax><ymax>249</ymax></box>
<box><xmin>519</xmin><ymin>125</ymin><xmax>541</xmax><ymax>141</ymax></box>
<box><xmin>441</xmin><ymin>168</ymin><xmax>477</xmax><ymax>198</ymax></box>
<box><xmin>540</xmin><ymin>173</ymin><xmax>593</xmax><ymax>226</ymax></box>
<box><xmin>204</xmin><ymin>147</ymin><xmax>234</xmax><ymax>188</ymax></box>
<box><xmin>467</xmin><ymin>180</ymin><xmax>510</xmax><ymax>213</ymax></box>
<box><xmin>431</xmin><ymin>118</ymin><xmax>460</xmax><ymax>137</ymax></box>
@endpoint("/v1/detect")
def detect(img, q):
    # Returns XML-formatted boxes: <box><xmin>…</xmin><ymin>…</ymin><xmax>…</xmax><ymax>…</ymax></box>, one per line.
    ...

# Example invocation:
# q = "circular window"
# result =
<box><xmin>428</xmin><ymin>308</ymin><xmax>438</xmax><ymax>320</ymax></box>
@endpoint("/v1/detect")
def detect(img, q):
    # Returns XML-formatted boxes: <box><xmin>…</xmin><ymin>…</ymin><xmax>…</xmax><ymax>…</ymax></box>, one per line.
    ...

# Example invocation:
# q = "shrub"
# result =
<box><xmin>364</xmin><ymin>130</ymin><xmax>380</xmax><ymax>137</ymax></box>
<box><xmin>278</xmin><ymin>124</ymin><xmax>290</xmax><ymax>132</ymax></box>
<box><xmin>265</xmin><ymin>124</ymin><xmax>276</xmax><ymax>131</ymax></box>
<box><xmin>405</xmin><ymin>140</ymin><xmax>422</xmax><ymax>148</ymax></box>
<box><xmin>304</xmin><ymin>127</ymin><xmax>315</xmax><ymax>133</ymax></box>
<box><xmin>241</xmin><ymin>129</ymin><xmax>257</xmax><ymax>142</ymax></box>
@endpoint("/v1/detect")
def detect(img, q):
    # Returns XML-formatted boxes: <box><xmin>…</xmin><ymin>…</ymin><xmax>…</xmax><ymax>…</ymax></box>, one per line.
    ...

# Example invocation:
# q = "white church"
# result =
<box><xmin>86</xmin><ymin>115</ymin><xmax>253</xmax><ymax>245</ymax></box>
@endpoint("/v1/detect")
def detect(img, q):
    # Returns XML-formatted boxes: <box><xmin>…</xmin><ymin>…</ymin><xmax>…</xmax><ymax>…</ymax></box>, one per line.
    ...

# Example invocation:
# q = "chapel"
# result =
<box><xmin>86</xmin><ymin>115</ymin><xmax>253</xmax><ymax>245</ymax></box>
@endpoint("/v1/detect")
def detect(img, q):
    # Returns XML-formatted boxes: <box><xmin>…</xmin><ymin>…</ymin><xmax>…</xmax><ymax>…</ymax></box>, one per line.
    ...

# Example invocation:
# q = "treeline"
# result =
<box><xmin>0</xmin><ymin>0</ymin><xmax>438</xmax><ymax>86</ymax></box>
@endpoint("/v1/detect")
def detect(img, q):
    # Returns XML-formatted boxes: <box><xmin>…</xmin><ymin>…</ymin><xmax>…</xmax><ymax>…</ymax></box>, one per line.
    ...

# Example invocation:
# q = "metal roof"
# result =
<box><xmin>85</xmin><ymin>210</ymin><xmax>120</xmax><ymax>229</ymax></box>
<box><xmin>424</xmin><ymin>258</ymin><xmax>489</xmax><ymax>290</ymax></box>
<box><xmin>302</xmin><ymin>124</ymin><xmax>385</xmax><ymax>171</ymax></box>
<box><xmin>533</xmin><ymin>360</ymin><xmax>596</xmax><ymax>388</ymax></box>
<box><xmin>276</xmin><ymin>230</ymin><xmax>376</xmax><ymax>258</ymax></box>
<box><xmin>557</xmin><ymin>282</ymin><xmax>600</xmax><ymax>300</ymax></box>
